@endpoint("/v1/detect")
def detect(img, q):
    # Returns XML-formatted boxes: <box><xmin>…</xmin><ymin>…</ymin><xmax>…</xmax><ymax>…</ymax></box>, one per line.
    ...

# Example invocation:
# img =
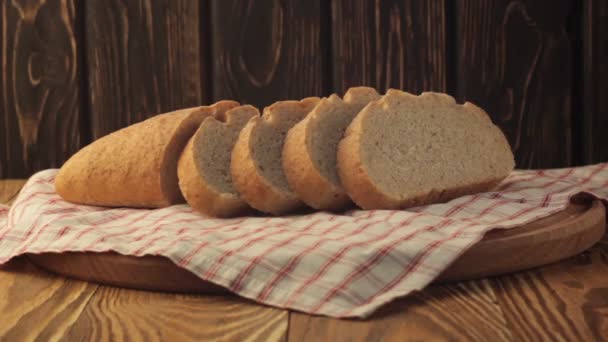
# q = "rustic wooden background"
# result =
<box><xmin>0</xmin><ymin>0</ymin><xmax>606</xmax><ymax>178</ymax></box>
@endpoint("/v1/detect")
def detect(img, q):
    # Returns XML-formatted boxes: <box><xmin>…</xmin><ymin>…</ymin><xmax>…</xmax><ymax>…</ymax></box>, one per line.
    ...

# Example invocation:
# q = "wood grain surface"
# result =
<box><xmin>211</xmin><ymin>0</ymin><xmax>328</xmax><ymax>108</ymax></box>
<box><xmin>583</xmin><ymin>0</ymin><xmax>608</xmax><ymax>164</ymax></box>
<box><xmin>0</xmin><ymin>0</ymin><xmax>83</xmax><ymax>178</ymax></box>
<box><xmin>331</xmin><ymin>0</ymin><xmax>446</xmax><ymax>95</ymax></box>
<box><xmin>63</xmin><ymin>287</ymin><xmax>288</xmax><ymax>342</ymax></box>
<box><xmin>288</xmin><ymin>280</ymin><xmax>512</xmax><ymax>341</ymax></box>
<box><xmin>29</xmin><ymin>252</ymin><xmax>230</xmax><ymax>295</ymax></box>
<box><xmin>85</xmin><ymin>0</ymin><xmax>203</xmax><ymax>139</ymax></box>
<box><xmin>0</xmin><ymin>259</ymin><xmax>98</xmax><ymax>341</ymax></box>
<box><xmin>455</xmin><ymin>0</ymin><xmax>574</xmax><ymax>169</ymax></box>
<box><xmin>0</xmin><ymin>179</ymin><xmax>27</xmax><ymax>204</ymax></box>
<box><xmin>491</xmin><ymin>243</ymin><xmax>608</xmax><ymax>341</ymax></box>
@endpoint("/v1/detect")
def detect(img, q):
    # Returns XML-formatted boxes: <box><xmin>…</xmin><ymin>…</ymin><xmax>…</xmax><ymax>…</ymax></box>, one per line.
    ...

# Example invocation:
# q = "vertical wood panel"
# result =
<box><xmin>211</xmin><ymin>0</ymin><xmax>327</xmax><ymax>109</ymax></box>
<box><xmin>0</xmin><ymin>0</ymin><xmax>83</xmax><ymax>178</ymax></box>
<box><xmin>331</xmin><ymin>0</ymin><xmax>447</xmax><ymax>95</ymax></box>
<box><xmin>455</xmin><ymin>0</ymin><xmax>574</xmax><ymax>169</ymax></box>
<box><xmin>85</xmin><ymin>0</ymin><xmax>204</xmax><ymax>139</ymax></box>
<box><xmin>583</xmin><ymin>0</ymin><xmax>608</xmax><ymax>164</ymax></box>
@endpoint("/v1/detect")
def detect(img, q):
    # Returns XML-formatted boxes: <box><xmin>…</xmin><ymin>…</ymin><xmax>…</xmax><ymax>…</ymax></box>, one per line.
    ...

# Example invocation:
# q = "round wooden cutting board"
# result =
<box><xmin>28</xmin><ymin>200</ymin><xmax>606</xmax><ymax>295</ymax></box>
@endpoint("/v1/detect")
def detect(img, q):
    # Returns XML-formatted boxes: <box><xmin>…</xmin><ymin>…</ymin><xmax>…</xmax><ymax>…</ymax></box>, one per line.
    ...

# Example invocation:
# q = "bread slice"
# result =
<box><xmin>178</xmin><ymin>105</ymin><xmax>258</xmax><ymax>217</ymax></box>
<box><xmin>231</xmin><ymin>97</ymin><xmax>320</xmax><ymax>215</ymax></box>
<box><xmin>55</xmin><ymin>101</ymin><xmax>240</xmax><ymax>208</ymax></box>
<box><xmin>337</xmin><ymin>89</ymin><xmax>515</xmax><ymax>210</ymax></box>
<box><xmin>283</xmin><ymin>87</ymin><xmax>381</xmax><ymax>210</ymax></box>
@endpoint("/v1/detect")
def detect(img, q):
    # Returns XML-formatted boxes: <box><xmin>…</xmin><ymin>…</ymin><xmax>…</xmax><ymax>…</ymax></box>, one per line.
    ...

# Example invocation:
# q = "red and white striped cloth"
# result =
<box><xmin>1</xmin><ymin>163</ymin><xmax>607</xmax><ymax>318</ymax></box>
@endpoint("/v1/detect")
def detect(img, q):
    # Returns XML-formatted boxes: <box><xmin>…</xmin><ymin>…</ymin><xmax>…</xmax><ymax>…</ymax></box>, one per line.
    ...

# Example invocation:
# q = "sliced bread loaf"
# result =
<box><xmin>178</xmin><ymin>105</ymin><xmax>258</xmax><ymax>217</ymax></box>
<box><xmin>337</xmin><ymin>89</ymin><xmax>515</xmax><ymax>210</ymax></box>
<box><xmin>282</xmin><ymin>87</ymin><xmax>381</xmax><ymax>210</ymax></box>
<box><xmin>231</xmin><ymin>97</ymin><xmax>320</xmax><ymax>215</ymax></box>
<box><xmin>55</xmin><ymin>101</ymin><xmax>239</xmax><ymax>208</ymax></box>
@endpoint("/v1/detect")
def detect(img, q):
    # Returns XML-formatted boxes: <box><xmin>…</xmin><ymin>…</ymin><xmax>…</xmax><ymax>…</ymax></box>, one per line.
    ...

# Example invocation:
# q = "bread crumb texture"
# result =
<box><xmin>337</xmin><ymin>89</ymin><xmax>514</xmax><ymax>210</ymax></box>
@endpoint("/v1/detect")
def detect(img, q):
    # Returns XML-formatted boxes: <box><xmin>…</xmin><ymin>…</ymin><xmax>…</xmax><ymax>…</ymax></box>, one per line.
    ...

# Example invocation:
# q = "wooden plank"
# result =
<box><xmin>0</xmin><ymin>258</ymin><xmax>98</xmax><ymax>341</ymax></box>
<box><xmin>288</xmin><ymin>280</ymin><xmax>512</xmax><ymax>341</ymax></box>
<box><xmin>455</xmin><ymin>0</ymin><xmax>574</xmax><ymax>168</ymax></box>
<box><xmin>0</xmin><ymin>0</ymin><xmax>84</xmax><ymax>178</ymax></box>
<box><xmin>0</xmin><ymin>182</ymin><xmax>97</xmax><ymax>340</ymax></box>
<box><xmin>211</xmin><ymin>0</ymin><xmax>327</xmax><ymax>108</ymax></box>
<box><xmin>85</xmin><ymin>0</ymin><xmax>204</xmax><ymax>139</ymax></box>
<box><xmin>64</xmin><ymin>286</ymin><xmax>288</xmax><ymax>341</ymax></box>
<box><xmin>331</xmin><ymin>0</ymin><xmax>446</xmax><ymax>95</ymax></box>
<box><xmin>0</xmin><ymin>180</ymin><xmax>27</xmax><ymax>205</ymax></box>
<box><xmin>583</xmin><ymin>0</ymin><xmax>608</xmax><ymax>164</ymax></box>
<box><xmin>491</xmin><ymin>243</ymin><xmax>608</xmax><ymax>341</ymax></box>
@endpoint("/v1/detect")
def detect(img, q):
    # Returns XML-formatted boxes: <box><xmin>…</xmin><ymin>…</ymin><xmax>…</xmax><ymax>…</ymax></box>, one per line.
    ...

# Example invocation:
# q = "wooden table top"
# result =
<box><xmin>1</xmin><ymin>179</ymin><xmax>607</xmax><ymax>341</ymax></box>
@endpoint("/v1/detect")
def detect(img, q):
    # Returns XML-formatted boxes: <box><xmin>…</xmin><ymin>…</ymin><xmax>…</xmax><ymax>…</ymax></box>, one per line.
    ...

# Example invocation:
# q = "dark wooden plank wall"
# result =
<box><xmin>583</xmin><ymin>0</ymin><xmax>608</xmax><ymax>164</ymax></box>
<box><xmin>1</xmin><ymin>0</ymin><xmax>606</xmax><ymax>178</ymax></box>
<box><xmin>454</xmin><ymin>0</ymin><xmax>574</xmax><ymax>169</ymax></box>
<box><xmin>0</xmin><ymin>0</ymin><xmax>83</xmax><ymax>178</ymax></box>
<box><xmin>331</xmin><ymin>0</ymin><xmax>447</xmax><ymax>94</ymax></box>
<box><xmin>211</xmin><ymin>0</ymin><xmax>328</xmax><ymax>108</ymax></box>
<box><xmin>85</xmin><ymin>0</ymin><xmax>204</xmax><ymax>139</ymax></box>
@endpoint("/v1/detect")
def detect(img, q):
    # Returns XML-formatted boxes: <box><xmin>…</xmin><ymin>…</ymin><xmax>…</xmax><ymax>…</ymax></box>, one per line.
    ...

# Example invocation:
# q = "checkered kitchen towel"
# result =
<box><xmin>1</xmin><ymin>163</ymin><xmax>607</xmax><ymax>318</ymax></box>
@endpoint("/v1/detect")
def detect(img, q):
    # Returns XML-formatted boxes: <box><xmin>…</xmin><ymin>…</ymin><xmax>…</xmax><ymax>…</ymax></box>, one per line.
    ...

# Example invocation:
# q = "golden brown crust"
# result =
<box><xmin>283</xmin><ymin>88</ymin><xmax>380</xmax><ymax>211</ymax></box>
<box><xmin>463</xmin><ymin>101</ymin><xmax>493</xmax><ymax>123</ymax></box>
<box><xmin>163</xmin><ymin>101</ymin><xmax>241</xmax><ymax>203</ymax></box>
<box><xmin>264</xmin><ymin>97</ymin><xmax>320</xmax><ymax>117</ymax></box>
<box><xmin>55</xmin><ymin>101</ymin><xmax>239</xmax><ymax>208</ymax></box>
<box><xmin>283</xmin><ymin>109</ymin><xmax>351</xmax><ymax>211</ymax></box>
<box><xmin>230</xmin><ymin>98</ymin><xmax>320</xmax><ymax>215</ymax></box>
<box><xmin>231</xmin><ymin>117</ymin><xmax>301</xmax><ymax>215</ymax></box>
<box><xmin>178</xmin><ymin>137</ymin><xmax>249</xmax><ymax>217</ymax></box>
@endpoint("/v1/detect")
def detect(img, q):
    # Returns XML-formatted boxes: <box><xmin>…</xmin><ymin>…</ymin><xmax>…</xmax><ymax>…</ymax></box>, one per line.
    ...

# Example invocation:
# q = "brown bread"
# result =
<box><xmin>337</xmin><ymin>90</ymin><xmax>515</xmax><ymax>210</ymax></box>
<box><xmin>231</xmin><ymin>97</ymin><xmax>320</xmax><ymax>215</ymax></box>
<box><xmin>55</xmin><ymin>101</ymin><xmax>239</xmax><ymax>208</ymax></box>
<box><xmin>282</xmin><ymin>87</ymin><xmax>381</xmax><ymax>211</ymax></box>
<box><xmin>178</xmin><ymin>105</ymin><xmax>258</xmax><ymax>217</ymax></box>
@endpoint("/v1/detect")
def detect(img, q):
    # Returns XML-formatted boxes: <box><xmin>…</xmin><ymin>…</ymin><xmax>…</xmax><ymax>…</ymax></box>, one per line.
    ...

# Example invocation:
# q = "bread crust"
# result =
<box><xmin>178</xmin><ymin>105</ymin><xmax>256</xmax><ymax>217</ymax></box>
<box><xmin>283</xmin><ymin>104</ymin><xmax>350</xmax><ymax>211</ymax></box>
<box><xmin>283</xmin><ymin>87</ymin><xmax>380</xmax><ymax>211</ymax></box>
<box><xmin>231</xmin><ymin>98</ymin><xmax>319</xmax><ymax>215</ymax></box>
<box><xmin>231</xmin><ymin>117</ymin><xmax>302</xmax><ymax>215</ymax></box>
<box><xmin>55</xmin><ymin>101</ymin><xmax>239</xmax><ymax>208</ymax></box>
<box><xmin>178</xmin><ymin>137</ymin><xmax>249</xmax><ymax>217</ymax></box>
<box><xmin>337</xmin><ymin>90</ymin><xmax>513</xmax><ymax>210</ymax></box>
